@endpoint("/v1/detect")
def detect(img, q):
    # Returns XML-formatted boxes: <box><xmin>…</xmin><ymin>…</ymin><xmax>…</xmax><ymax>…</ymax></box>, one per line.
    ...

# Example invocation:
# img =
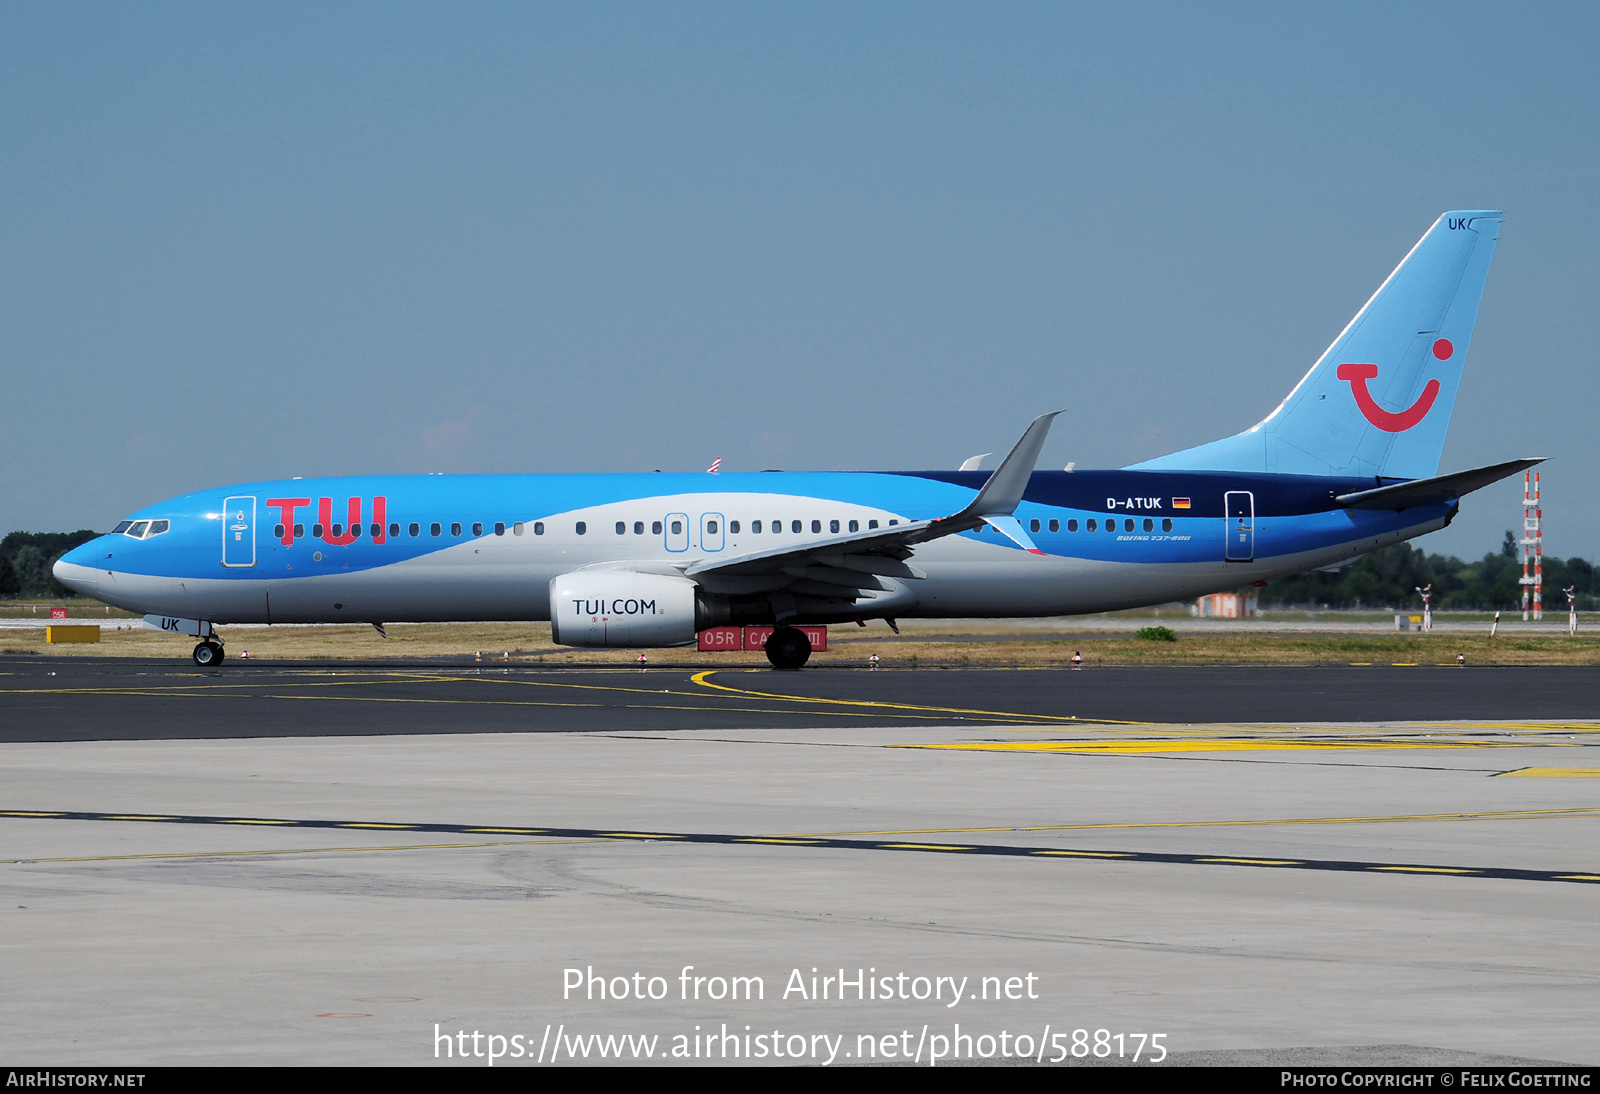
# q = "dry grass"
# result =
<box><xmin>827</xmin><ymin>632</ymin><xmax>1600</xmax><ymax>666</ymax></box>
<box><xmin>8</xmin><ymin>619</ymin><xmax>1600</xmax><ymax>667</ymax></box>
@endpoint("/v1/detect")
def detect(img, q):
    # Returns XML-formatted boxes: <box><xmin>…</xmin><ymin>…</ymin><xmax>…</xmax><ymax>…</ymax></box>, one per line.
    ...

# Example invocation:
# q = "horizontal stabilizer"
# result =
<box><xmin>1335</xmin><ymin>458</ymin><xmax>1545</xmax><ymax>510</ymax></box>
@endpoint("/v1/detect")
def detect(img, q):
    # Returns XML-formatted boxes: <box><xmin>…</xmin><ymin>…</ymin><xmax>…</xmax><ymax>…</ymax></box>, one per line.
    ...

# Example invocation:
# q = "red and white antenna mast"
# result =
<box><xmin>1521</xmin><ymin>471</ymin><xmax>1543</xmax><ymax>621</ymax></box>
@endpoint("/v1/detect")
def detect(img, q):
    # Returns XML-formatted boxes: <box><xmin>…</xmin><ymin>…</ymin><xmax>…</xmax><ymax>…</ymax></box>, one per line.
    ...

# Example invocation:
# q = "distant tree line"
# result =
<box><xmin>1258</xmin><ymin>532</ymin><xmax>1599</xmax><ymax>612</ymax></box>
<box><xmin>0</xmin><ymin>530</ymin><xmax>100</xmax><ymax>598</ymax></box>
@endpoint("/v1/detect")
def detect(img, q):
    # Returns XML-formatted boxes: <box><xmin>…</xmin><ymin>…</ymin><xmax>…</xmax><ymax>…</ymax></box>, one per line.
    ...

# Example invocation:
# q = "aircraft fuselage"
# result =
<box><xmin>54</xmin><ymin>468</ymin><xmax>1449</xmax><ymax>628</ymax></box>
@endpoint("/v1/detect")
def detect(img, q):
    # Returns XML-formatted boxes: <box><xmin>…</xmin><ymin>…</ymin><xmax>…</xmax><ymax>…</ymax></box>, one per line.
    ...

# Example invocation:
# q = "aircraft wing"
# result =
<box><xmin>683</xmin><ymin>412</ymin><xmax>1061</xmax><ymax>603</ymax></box>
<box><xmin>1335</xmin><ymin>457</ymin><xmax>1546</xmax><ymax>510</ymax></box>
<box><xmin>683</xmin><ymin>522</ymin><xmax>934</xmax><ymax>601</ymax></box>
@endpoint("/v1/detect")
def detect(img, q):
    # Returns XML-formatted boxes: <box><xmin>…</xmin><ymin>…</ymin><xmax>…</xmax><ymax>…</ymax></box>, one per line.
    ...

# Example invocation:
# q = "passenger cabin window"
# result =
<box><xmin>451</xmin><ymin>523</ymin><xmax>463</xmax><ymax>537</ymax></box>
<box><xmin>1067</xmin><ymin>519</ymin><xmax>1079</xmax><ymax>532</ymax></box>
<box><xmin>513</xmin><ymin>522</ymin><xmax>524</xmax><ymax>535</ymax></box>
<box><xmin>616</xmin><ymin>521</ymin><xmax>626</xmax><ymax>535</ymax></box>
<box><xmin>430</xmin><ymin>523</ymin><xmax>441</xmax><ymax>537</ymax></box>
<box><xmin>1029</xmin><ymin>518</ymin><xmax>1041</xmax><ymax>533</ymax></box>
<box><xmin>472</xmin><ymin>522</ymin><xmax>483</xmax><ymax>537</ymax></box>
<box><xmin>350</xmin><ymin>524</ymin><xmax>361</xmax><ymax>539</ymax></box>
<box><xmin>1125</xmin><ymin>519</ymin><xmax>1135</xmax><ymax>532</ymax></box>
<box><xmin>849</xmin><ymin>520</ymin><xmax>858</xmax><ymax>532</ymax></box>
<box><xmin>409</xmin><ymin>523</ymin><xmax>420</xmax><ymax>537</ymax></box>
<box><xmin>634</xmin><ymin>522</ymin><xmax>644</xmax><ymax>535</ymax></box>
<box><xmin>389</xmin><ymin>523</ymin><xmax>400</xmax><ymax>537</ymax></box>
<box><xmin>792</xmin><ymin>520</ymin><xmax>802</xmax><ymax>533</ymax></box>
<box><xmin>889</xmin><ymin>520</ymin><xmax>898</xmax><ymax>526</ymax></box>
<box><xmin>575</xmin><ymin>522</ymin><xmax>586</xmax><ymax>535</ymax></box>
<box><xmin>313</xmin><ymin>524</ymin><xmax>325</xmax><ymax>538</ymax></box>
<box><xmin>730</xmin><ymin>521</ymin><xmax>740</xmax><ymax>534</ymax></box>
<box><xmin>1143</xmin><ymin>518</ymin><xmax>1153</xmax><ymax>532</ymax></box>
<box><xmin>495</xmin><ymin>522</ymin><xmax>505</xmax><ymax>536</ymax></box>
<box><xmin>812</xmin><ymin>520</ymin><xmax>822</xmax><ymax>533</ymax></box>
<box><xmin>829</xmin><ymin>519</ymin><xmax>839</xmax><ymax>533</ymax></box>
<box><xmin>752</xmin><ymin>520</ymin><xmax>762</xmax><ymax>533</ymax></box>
<box><xmin>331</xmin><ymin>524</ymin><xmax>343</xmax><ymax>537</ymax></box>
<box><xmin>533</xmin><ymin>522</ymin><xmax>545</xmax><ymax>535</ymax></box>
<box><xmin>1049</xmin><ymin>519</ymin><xmax>1059</xmax><ymax>532</ymax></box>
<box><xmin>294</xmin><ymin>523</ymin><xmax>305</xmax><ymax>538</ymax></box>
<box><xmin>869</xmin><ymin>520</ymin><xmax>879</xmax><ymax>529</ymax></box>
<box><xmin>651</xmin><ymin>520</ymin><xmax>662</xmax><ymax>534</ymax></box>
<box><xmin>1087</xmin><ymin>519</ymin><xmax>1097</xmax><ymax>531</ymax></box>
<box><xmin>1162</xmin><ymin>518</ymin><xmax>1173</xmax><ymax>532</ymax></box>
<box><xmin>370</xmin><ymin>524</ymin><xmax>381</xmax><ymax>537</ymax></box>
<box><xmin>274</xmin><ymin>524</ymin><xmax>285</xmax><ymax>539</ymax></box>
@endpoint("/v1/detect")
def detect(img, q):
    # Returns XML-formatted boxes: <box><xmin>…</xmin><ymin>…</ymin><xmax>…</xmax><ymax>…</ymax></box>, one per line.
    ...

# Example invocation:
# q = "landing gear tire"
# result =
<box><xmin>765</xmin><ymin>626</ymin><xmax>811</xmax><ymax>671</ymax></box>
<box><xmin>193</xmin><ymin>641</ymin><xmax>224</xmax><ymax>667</ymax></box>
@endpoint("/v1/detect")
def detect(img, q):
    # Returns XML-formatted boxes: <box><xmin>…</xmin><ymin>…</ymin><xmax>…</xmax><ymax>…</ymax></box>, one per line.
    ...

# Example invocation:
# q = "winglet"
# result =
<box><xmin>982</xmin><ymin>515</ymin><xmax>1046</xmax><ymax>554</ymax></box>
<box><xmin>963</xmin><ymin>411</ymin><xmax>1060</xmax><ymax>520</ymax></box>
<box><xmin>909</xmin><ymin>411</ymin><xmax>1060</xmax><ymax>551</ymax></box>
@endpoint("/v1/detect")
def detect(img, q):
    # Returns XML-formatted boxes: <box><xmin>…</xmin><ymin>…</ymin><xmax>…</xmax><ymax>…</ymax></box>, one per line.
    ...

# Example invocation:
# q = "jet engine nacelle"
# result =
<box><xmin>549</xmin><ymin>570</ymin><xmax>701</xmax><ymax>648</ymax></box>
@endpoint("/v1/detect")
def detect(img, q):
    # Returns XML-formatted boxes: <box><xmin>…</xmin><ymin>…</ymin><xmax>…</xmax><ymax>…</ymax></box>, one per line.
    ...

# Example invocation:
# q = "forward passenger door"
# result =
<box><xmin>222</xmin><ymin>496</ymin><xmax>257</xmax><ymax>567</ymax></box>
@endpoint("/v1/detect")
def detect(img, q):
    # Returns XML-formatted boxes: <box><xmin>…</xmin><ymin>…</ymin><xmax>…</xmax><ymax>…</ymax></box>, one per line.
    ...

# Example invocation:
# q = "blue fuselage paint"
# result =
<box><xmin>55</xmin><ymin>469</ymin><xmax>1450</xmax><ymax>628</ymax></box>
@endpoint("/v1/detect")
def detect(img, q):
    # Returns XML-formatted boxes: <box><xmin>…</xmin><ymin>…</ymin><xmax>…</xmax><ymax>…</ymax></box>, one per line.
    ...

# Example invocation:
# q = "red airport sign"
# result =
<box><xmin>697</xmin><ymin>625</ymin><xmax>827</xmax><ymax>652</ymax></box>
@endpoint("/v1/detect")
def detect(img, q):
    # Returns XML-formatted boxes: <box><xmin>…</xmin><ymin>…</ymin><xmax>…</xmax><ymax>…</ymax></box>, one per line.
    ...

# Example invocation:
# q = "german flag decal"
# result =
<box><xmin>1172</xmin><ymin>497</ymin><xmax>1191</xmax><ymax>509</ymax></box>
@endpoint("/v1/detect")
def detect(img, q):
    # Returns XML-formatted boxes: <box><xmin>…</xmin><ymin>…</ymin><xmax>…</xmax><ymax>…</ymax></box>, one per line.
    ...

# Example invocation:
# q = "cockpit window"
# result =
<box><xmin>120</xmin><ymin>519</ymin><xmax>171</xmax><ymax>539</ymax></box>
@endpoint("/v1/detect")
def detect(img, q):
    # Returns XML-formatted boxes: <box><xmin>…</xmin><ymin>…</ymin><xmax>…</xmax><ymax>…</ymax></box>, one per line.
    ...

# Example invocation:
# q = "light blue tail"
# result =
<box><xmin>1131</xmin><ymin>210</ymin><xmax>1501</xmax><ymax>480</ymax></box>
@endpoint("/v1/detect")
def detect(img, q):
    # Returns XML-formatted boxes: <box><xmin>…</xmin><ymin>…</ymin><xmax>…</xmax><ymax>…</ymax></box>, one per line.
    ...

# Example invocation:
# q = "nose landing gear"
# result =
<box><xmin>192</xmin><ymin>641</ymin><xmax>225</xmax><ymax>667</ymax></box>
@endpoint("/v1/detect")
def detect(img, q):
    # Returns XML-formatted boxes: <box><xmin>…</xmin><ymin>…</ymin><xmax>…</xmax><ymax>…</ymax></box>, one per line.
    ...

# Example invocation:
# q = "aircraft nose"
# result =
<box><xmin>53</xmin><ymin>541</ymin><xmax>106</xmax><ymax>595</ymax></box>
<box><xmin>57</xmin><ymin>540</ymin><xmax>99</xmax><ymax>570</ymax></box>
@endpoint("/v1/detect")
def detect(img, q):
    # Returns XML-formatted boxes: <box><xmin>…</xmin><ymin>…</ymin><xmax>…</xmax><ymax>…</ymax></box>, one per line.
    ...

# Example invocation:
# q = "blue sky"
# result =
<box><xmin>3</xmin><ymin>3</ymin><xmax>1596</xmax><ymax>559</ymax></box>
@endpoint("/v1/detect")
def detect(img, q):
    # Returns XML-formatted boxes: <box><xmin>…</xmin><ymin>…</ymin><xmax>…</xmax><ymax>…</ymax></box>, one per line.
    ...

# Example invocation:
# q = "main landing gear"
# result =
<box><xmin>192</xmin><ymin>641</ymin><xmax>225</xmax><ymax>667</ymax></box>
<box><xmin>765</xmin><ymin>626</ymin><xmax>811</xmax><ymax>671</ymax></box>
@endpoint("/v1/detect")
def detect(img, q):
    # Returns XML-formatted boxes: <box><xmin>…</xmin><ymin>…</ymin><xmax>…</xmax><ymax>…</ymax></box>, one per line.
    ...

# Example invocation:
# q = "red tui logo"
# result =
<box><xmin>1335</xmin><ymin>339</ymin><xmax>1452</xmax><ymax>433</ymax></box>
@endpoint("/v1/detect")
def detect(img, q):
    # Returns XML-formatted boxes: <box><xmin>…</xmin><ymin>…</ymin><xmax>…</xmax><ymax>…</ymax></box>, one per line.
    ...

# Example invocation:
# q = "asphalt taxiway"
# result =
<box><xmin>2</xmin><ymin>656</ymin><xmax>1597</xmax><ymax>1066</ymax></box>
<box><xmin>3</xmin><ymin>657</ymin><xmax>1599</xmax><ymax>740</ymax></box>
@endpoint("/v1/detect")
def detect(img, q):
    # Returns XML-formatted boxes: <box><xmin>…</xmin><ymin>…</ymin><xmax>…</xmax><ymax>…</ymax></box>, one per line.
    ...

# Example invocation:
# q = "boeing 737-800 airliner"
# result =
<box><xmin>55</xmin><ymin>210</ymin><xmax>1536</xmax><ymax>668</ymax></box>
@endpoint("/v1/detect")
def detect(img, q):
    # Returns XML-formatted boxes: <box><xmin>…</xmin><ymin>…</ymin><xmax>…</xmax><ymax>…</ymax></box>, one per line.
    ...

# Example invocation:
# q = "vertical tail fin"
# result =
<box><xmin>1132</xmin><ymin>210</ymin><xmax>1501</xmax><ymax>479</ymax></box>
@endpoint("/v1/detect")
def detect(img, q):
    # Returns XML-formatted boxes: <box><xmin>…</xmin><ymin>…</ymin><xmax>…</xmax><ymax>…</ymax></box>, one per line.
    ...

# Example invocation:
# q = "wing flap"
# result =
<box><xmin>779</xmin><ymin>565</ymin><xmax>892</xmax><ymax>592</ymax></box>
